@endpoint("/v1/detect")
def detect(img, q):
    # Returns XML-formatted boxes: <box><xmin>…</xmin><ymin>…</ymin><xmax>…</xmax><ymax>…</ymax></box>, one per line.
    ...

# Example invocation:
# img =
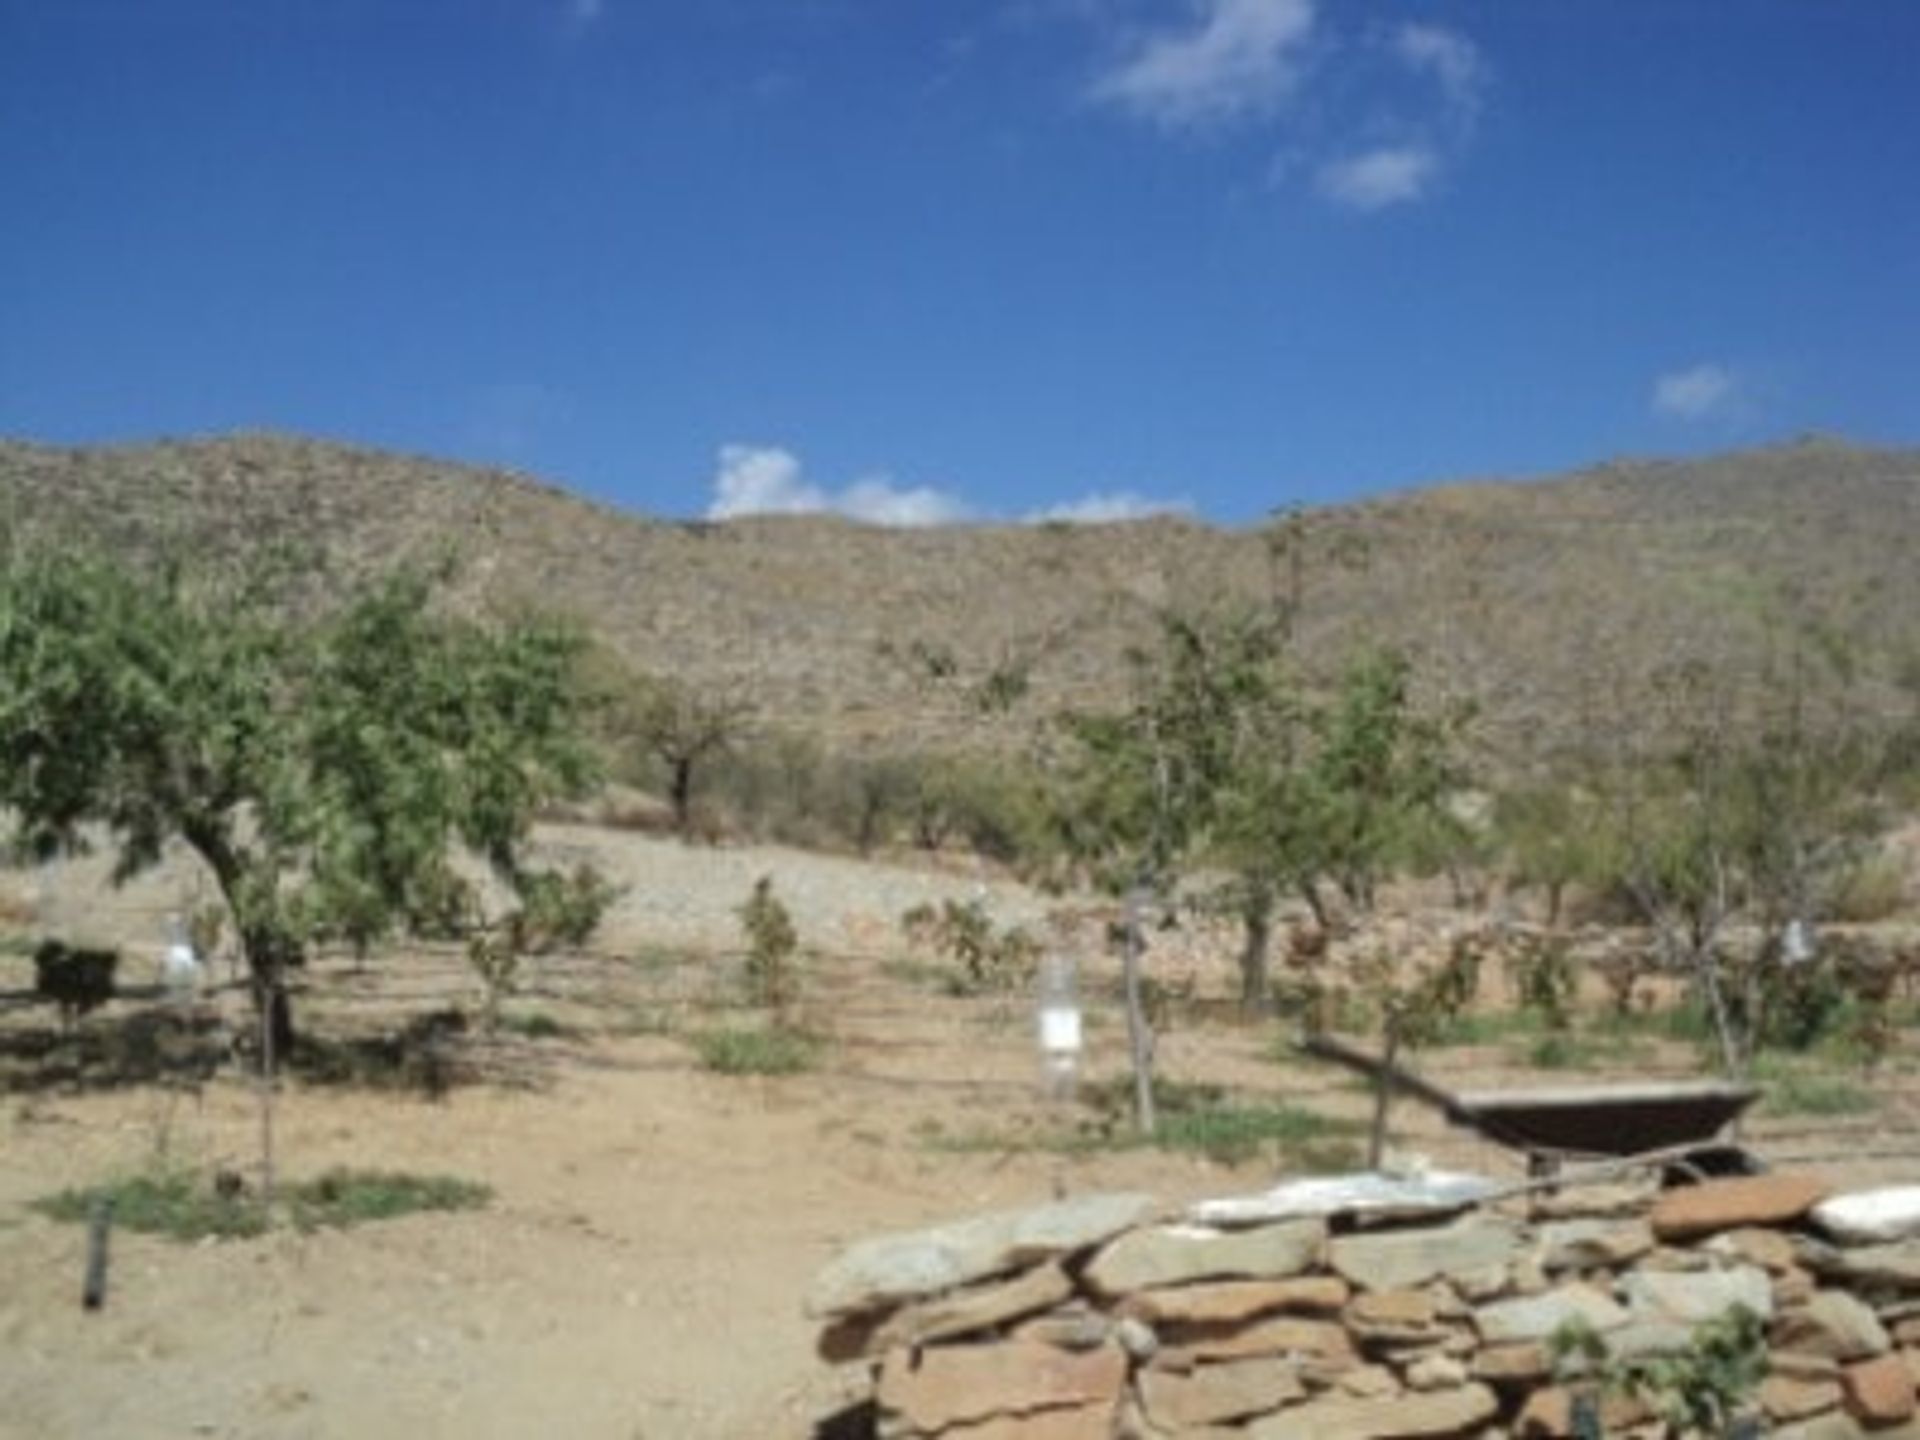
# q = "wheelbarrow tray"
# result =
<box><xmin>1449</xmin><ymin>1081</ymin><xmax>1759</xmax><ymax>1158</ymax></box>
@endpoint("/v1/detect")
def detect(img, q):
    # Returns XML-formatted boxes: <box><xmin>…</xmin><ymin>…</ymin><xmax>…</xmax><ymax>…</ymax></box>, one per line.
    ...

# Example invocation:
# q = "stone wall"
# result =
<box><xmin>808</xmin><ymin>1173</ymin><xmax>1920</xmax><ymax>1438</ymax></box>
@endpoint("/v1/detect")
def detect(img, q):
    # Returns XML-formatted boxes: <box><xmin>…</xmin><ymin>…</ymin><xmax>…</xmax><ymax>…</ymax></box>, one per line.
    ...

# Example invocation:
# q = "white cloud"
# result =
<box><xmin>1316</xmin><ymin>145</ymin><xmax>1437</xmax><ymax>210</ymax></box>
<box><xmin>1652</xmin><ymin>363</ymin><xmax>1740</xmax><ymax>420</ymax></box>
<box><xmin>1025</xmin><ymin>492</ymin><xmax>1189</xmax><ymax>524</ymax></box>
<box><xmin>705</xmin><ymin>445</ymin><xmax>968</xmax><ymax>527</ymax></box>
<box><xmin>1089</xmin><ymin>0</ymin><xmax>1316</xmax><ymax>129</ymax></box>
<box><xmin>1393</xmin><ymin>22</ymin><xmax>1485</xmax><ymax>116</ymax></box>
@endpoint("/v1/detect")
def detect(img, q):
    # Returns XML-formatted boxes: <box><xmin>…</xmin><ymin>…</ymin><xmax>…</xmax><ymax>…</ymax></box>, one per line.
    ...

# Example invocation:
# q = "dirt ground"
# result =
<box><xmin>4</xmin><ymin>827</ymin><xmax>1920</xmax><ymax>1439</ymax></box>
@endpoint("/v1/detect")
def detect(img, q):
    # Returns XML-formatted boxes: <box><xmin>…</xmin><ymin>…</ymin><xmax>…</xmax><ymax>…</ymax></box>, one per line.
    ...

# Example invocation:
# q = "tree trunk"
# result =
<box><xmin>668</xmin><ymin>757</ymin><xmax>695</xmax><ymax>835</ymax></box>
<box><xmin>1122</xmin><ymin>889</ymin><xmax>1156</xmax><ymax>1137</ymax></box>
<box><xmin>1238</xmin><ymin>885</ymin><xmax>1275</xmax><ymax>1016</ymax></box>
<box><xmin>1299</xmin><ymin>880</ymin><xmax>1331</xmax><ymax>933</ymax></box>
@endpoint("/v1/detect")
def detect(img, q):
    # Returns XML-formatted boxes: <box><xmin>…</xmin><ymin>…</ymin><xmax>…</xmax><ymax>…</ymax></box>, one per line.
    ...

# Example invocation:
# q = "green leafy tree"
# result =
<box><xmin>0</xmin><ymin>548</ymin><xmax>596</xmax><ymax>1055</ymax></box>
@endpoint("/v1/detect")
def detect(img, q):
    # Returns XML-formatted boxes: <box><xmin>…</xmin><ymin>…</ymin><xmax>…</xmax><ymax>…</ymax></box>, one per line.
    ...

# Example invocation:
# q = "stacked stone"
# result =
<box><xmin>808</xmin><ymin>1175</ymin><xmax>1920</xmax><ymax>1438</ymax></box>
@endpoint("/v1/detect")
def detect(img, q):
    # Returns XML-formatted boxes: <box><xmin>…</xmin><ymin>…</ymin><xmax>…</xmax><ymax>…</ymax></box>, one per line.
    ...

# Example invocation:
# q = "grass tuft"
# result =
<box><xmin>286</xmin><ymin>1168</ymin><xmax>491</xmax><ymax>1231</ymax></box>
<box><xmin>31</xmin><ymin>1166</ymin><xmax>490</xmax><ymax>1242</ymax></box>
<box><xmin>692</xmin><ymin>1026</ymin><xmax>820</xmax><ymax>1076</ymax></box>
<box><xmin>31</xmin><ymin>1171</ymin><xmax>267</xmax><ymax>1241</ymax></box>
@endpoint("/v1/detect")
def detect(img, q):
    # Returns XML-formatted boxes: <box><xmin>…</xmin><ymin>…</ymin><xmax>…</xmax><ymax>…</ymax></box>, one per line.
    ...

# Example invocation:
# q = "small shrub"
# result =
<box><xmin>737</xmin><ymin>875</ymin><xmax>800</xmax><ymax>1018</ymax></box>
<box><xmin>517</xmin><ymin>863</ymin><xmax>622</xmax><ymax>951</ymax></box>
<box><xmin>1552</xmin><ymin>1304</ymin><xmax>1767</xmax><ymax>1435</ymax></box>
<box><xmin>693</xmin><ymin>1026</ymin><xmax>819</xmax><ymax>1075</ymax></box>
<box><xmin>1503</xmin><ymin>931</ymin><xmax>1575</xmax><ymax>1031</ymax></box>
<box><xmin>899</xmin><ymin>897</ymin><xmax>1037</xmax><ymax>993</ymax></box>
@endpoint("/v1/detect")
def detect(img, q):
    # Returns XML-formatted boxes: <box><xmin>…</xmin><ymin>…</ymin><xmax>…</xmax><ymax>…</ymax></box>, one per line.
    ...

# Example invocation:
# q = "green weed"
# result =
<box><xmin>692</xmin><ymin>1026</ymin><xmax>820</xmax><ymax>1075</ymax></box>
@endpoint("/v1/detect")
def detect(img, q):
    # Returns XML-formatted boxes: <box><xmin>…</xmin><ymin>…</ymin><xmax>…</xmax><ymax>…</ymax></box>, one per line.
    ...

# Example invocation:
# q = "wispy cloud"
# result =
<box><xmin>1652</xmin><ymin>363</ymin><xmax>1741</xmax><ymax>421</ymax></box>
<box><xmin>1025</xmin><ymin>491</ymin><xmax>1190</xmax><ymax>524</ymax></box>
<box><xmin>1392</xmin><ymin>22</ymin><xmax>1486</xmax><ymax>119</ymax></box>
<box><xmin>1076</xmin><ymin>4</ymin><xmax>1488</xmax><ymax>213</ymax></box>
<box><xmin>706</xmin><ymin>445</ymin><xmax>968</xmax><ymax>527</ymax></box>
<box><xmin>568</xmin><ymin>0</ymin><xmax>604</xmax><ymax>24</ymax></box>
<box><xmin>1088</xmin><ymin>0</ymin><xmax>1316</xmax><ymax>129</ymax></box>
<box><xmin>1317</xmin><ymin>145</ymin><xmax>1437</xmax><ymax>210</ymax></box>
<box><xmin>705</xmin><ymin>445</ymin><xmax>1185</xmax><ymax>527</ymax></box>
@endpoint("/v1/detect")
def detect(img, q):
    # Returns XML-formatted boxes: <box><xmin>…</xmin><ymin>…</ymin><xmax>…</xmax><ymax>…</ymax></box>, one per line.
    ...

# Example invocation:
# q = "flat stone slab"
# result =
<box><xmin>1139</xmin><ymin>1356</ymin><xmax>1308</xmax><ymax>1429</ymax></box>
<box><xmin>1083</xmin><ymin>1218</ymin><xmax>1326</xmax><ymax>1297</ymax></box>
<box><xmin>1329</xmin><ymin>1213</ymin><xmax>1522</xmax><ymax>1293</ymax></box>
<box><xmin>1119</xmin><ymin>1276</ymin><xmax>1349</xmax><ymax>1327</ymax></box>
<box><xmin>1829</xmin><ymin>1241</ymin><xmax>1920</xmax><ymax>1291</ymax></box>
<box><xmin>1155</xmin><ymin>1314</ymin><xmax>1357</xmax><ymax>1371</ymax></box>
<box><xmin>876</xmin><ymin>1339</ymin><xmax>1126</xmax><ymax>1433</ymax></box>
<box><xmin>807</xmin><ymin>1191</ymin><xmax>1156</xmax><ymax>1317</ymax></box>
<box><xmin>1650</xmin><ymin>1173</ymin><xmax>1830</xmax><ymax>1241</ymax></box>
<box><xmin>1475</xmin><ymin>1283</ymin><xmax>1630</xmax><ymax>1344</ymax></box>
<box><xmin>1774</xmin><ymin>1290</ymin><xmax>1893</xmax><ymax>1361</ymax></box>
<box><xmin>1620</xmin><ymin>1263</ymin><xmax>1772</xmax><ymax>1325</ymax></box>
<box><xmin>1536</xmin><ymin>1217</ymin><xmax>1654</xmax><ymax>1271</ymax></box>
<box><xmin>1816</xmin><ymin>1187</ymin><xmax>1920</xmax><ymax>1246</ymax></box>
<box><xmin>1241</xmin><ymin>1381</ymin><xmax>1500</xmax><ymax>1439</ymax></box>
<box><xmin>1189</xmin><ymin>1171</ymin><xmax>1499</xmax><ymax>1228</ymax></box>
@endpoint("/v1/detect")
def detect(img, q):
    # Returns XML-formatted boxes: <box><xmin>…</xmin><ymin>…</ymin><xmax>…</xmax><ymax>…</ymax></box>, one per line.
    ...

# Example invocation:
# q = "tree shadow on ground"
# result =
<box><xmin>0</xmin><ymin>1005</ymin><xmax>232</xmax><ymax>1096</ymax></box>
<box><xmin>0</xmin><ymin>1002</ymin><xmax>551</xmax><ymax>1099</ymax></box>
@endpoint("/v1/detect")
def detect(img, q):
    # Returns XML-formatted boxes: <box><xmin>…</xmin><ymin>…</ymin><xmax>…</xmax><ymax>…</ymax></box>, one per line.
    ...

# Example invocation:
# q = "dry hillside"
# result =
<box><xmin>3</xmin><ymin>431</ymin><xmax>1917</xmax><ymax>764</ymax></box>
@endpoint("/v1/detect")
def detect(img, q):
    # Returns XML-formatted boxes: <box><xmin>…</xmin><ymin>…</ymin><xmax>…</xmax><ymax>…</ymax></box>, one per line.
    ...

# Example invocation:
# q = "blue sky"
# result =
<box><xmin>2</xmin><ymin>1</ymin><xmax>1915</xmax><ymax>525</ymax></box>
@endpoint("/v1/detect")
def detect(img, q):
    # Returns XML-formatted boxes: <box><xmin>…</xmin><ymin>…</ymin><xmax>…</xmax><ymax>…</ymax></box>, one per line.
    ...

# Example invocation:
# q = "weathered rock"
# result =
<box><xmin>1537</xmin><ymin>1217</ymin><xmax>1654</xmax><ymax>1271</ymax></box>
<box><xmin>1475</xmin><ymin>1283</ymin><xmax>1630</xmax><ymax>1344</ymax></box>
<box><xmin>1334</xmin><ymin>1363</ymin><xmax>1401</xmax><ymax>1398</ymax></box>
<box><xmin>1601</xmin><ymin>1319</ymin><xmax>1696</xmax><ymax>1362</ymax></box>
<box><xmin>1188</xmin><ymin>1171</ymin><xmax>1500</xmax><ymax>1228</ymax></box>
<box><xmin>1328</xmin><ymin>1214</ymin><xmax>1521</xmax><ymax>1293</ymax></box>
<box><xmin>1762</xmin><ymin>1372</ymin><xmax>1845</xmax><ymax>1423</ymax></box>
<box><xmin>1115</xmin><ymin>1316</ymin><xmax>1158</xmax><ymax>1361</ymax></box>
<box><xmin>1774</xmin><ymin>1290</ymin><xmax>1894</xmax><ymax>1361</ymax></box>
<box><xmin>809</xmin><ymin>1192</ymin><xmax>1156</xmax><ymax>1317</ymax></box>
<box><xmin>1473</xmin><ymin>1341</ymin><xmax>1551</xmax><ymax>1384</ymax></box>
<box><xmin>1844</xmin><ymin>1352</ymin><xmax>1918</xmax><ymax>1426</ymax></box>
<box><xmin>846</xmin><ymin>1262</ymin><xmax>1076</xmax><ymax>1359</ymax></box>
<box><xmin>1776</xmin><ymin>1266</ymin><xmax>1818</xmax><ymax>1308</ymax></box>
<box><xmin>1137</xmin><ymin>1356</ymin><xmax>1307</xmax><ymax>1429</ymax></box>
<box><xmin>1405</xmin><ymin>1353</ymin><xmax>1469</xmax><ymax>1391</ymax></box>
<box><xmin>928</xmin><ymin>1404</ymin><xmax>1121</xmax><ymax>1440</ymax></box>
<box><xmin>1118</xmin><ymin>1276</ymin><xmax>1348</xmax><ymax>1327</ymax></box>
<box><xmin>1620</xmin><ymin>1263</ymin><xmax>1772</xmax><ymax>1325</ymax></box>
<box><xmin>1532</xmin><ymin>1180</ymin><xmax>1660</xmax><ymax>1220</ymax></box>
<box><xmin>1831</xmin><ymin>1240</ymin><xmax>1920</xmax><ymax>1291</ymax></box>
<box><xmin>1706</xmin><ymin>1225</ymin><xmax>1802</xmax><ymax>1273</ymax></box>
<box><xmin>1344</xmin><ymin>1288</ymin><xmax>1441</xmax><ymax>1344</ymax></box>
<box><xmin>1083</xmin><ymin>1218</ymin><xmax>1326</xmax><ymax>1297</ymax></box>
<box><xmin>1816</xmin><ymin>1187</ymin><xmax>1920</xmax><ymax>1246</ymax></box>
<box><xmin>1239</xmin><ymin>1381</ymin><xmax>1500</xmax><ymax>1439</ymax></box>
<box><xmin>1515</xmin><ymin>1385</ymin><xmax>1650</xmax><ymax>1437</ymax></box>
<box><xmin>1775</xmin><ymin>1351</ymin><xmax>1844</xmax><ymax>1382</ymax></box>
<box><xmin>875</xmin><ymin>1339</ymin><xmax>1127</xmax><ymax>1434</ymax></box>
<box><xmin>1010</xmin><ymin>1306</ymin><xmax>1113</xmax><ymax>1351</ymax></box>
<box><xmin>1774</xmin><ymin>1412</ymin><xmax>1920</xmax><ymax>1440</ymax></box>
<box><xmin>1896</xmin><ymin>1317</ymin><xmax>1920</xmax><ymax>1347</ymax></box>
<box><xmin>1155</xmin><ymin>1315</ymin><xmax>1356</xmax><ymax>1371</ymax></box>
<box><xmin>1649</xmin><ymin>1173</ymin><xmax>1831</xmax><ymax>1241</ymax></box>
